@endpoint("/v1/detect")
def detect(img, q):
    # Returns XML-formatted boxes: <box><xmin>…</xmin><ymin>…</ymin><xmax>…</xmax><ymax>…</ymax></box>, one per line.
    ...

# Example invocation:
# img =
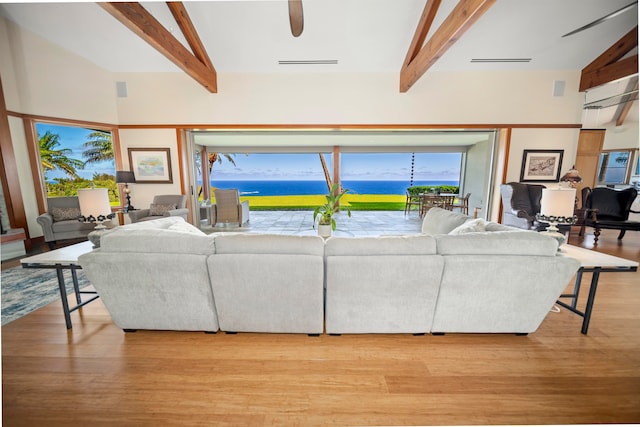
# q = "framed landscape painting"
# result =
<box><xmin>128</xmin><ymin>148</ymin><xmax>173</xmax><ymax>184</ymax></box>
<box><xmin>520</xmin><ymin>149</ymin><xmax>563</xmax><ymax>182</ymax></box>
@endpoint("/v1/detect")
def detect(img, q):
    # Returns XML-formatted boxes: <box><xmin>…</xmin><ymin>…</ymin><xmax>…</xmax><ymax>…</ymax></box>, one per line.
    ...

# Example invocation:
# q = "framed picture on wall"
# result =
<box><xmin>128</xmin><ymin>148</ymin><xmax>173</xmax><ymax>183</ymax></box>
<box><xmin>520</xmin><ymin>149</ymin><xmax>564</xmax><ymax>182</ymax></box>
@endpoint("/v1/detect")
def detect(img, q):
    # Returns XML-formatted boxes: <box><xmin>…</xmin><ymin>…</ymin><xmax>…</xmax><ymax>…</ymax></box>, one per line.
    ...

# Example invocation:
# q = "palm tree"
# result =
<box><xmin>82</xmin><ymin>130</ymin><xmax>113</xmax><ymax>166</ymax></box>
<box><xmin>39</xmin><ymin>131</ymin><xmax>84</xmax><ymax>179</ymax></box>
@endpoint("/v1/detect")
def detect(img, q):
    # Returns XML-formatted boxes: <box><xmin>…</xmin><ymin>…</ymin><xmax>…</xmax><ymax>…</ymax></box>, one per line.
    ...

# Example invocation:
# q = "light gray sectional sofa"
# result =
<box><xmin>78</xmin><ymin>208</ymin><xmax>580</xmax><ymax>335</ymax></box>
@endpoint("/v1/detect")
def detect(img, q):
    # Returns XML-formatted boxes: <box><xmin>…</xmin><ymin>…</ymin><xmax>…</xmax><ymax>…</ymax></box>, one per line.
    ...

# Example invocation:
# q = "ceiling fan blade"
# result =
<box><xmin>562</xmin><ymin>1</ymin><xmax>637</xmax><ymax>37</ymax></box>
<box><xmin>289</xmin><ymin>0</ymin><xmax>304</xmax><ymax>37</ymax></box>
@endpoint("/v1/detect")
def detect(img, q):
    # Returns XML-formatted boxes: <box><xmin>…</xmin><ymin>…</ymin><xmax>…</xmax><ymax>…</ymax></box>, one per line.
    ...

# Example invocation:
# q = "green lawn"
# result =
<box><xmin>234</xmin><ymin>194</ymin><xmax>407</xmax><ymax>211</ymax></box>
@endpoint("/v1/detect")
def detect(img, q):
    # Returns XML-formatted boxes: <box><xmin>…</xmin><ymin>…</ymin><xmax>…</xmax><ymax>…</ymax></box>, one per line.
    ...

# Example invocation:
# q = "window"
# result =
<box><xmin>35</xmin><ymin>122</ymin><xmax>119</xmax><ymax>205</ymax></box>
<box><xmin>596</xmin><ymin>149</ymin><xmax>637</xmax><ymax>186</ymax></box>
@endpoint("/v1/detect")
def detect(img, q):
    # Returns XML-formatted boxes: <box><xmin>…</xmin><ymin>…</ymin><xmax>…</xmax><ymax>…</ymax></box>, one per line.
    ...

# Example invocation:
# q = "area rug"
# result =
<box><xmin>1</xmin><ymin>267</ymin><xmax>91</xmax><ymax>326</ymax></box>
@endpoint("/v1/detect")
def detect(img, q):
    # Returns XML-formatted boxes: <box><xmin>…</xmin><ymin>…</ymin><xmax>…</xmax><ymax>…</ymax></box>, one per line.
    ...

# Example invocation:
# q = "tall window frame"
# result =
<box><xmin>596</xmin><ymin>148</ymin><xmax>638</xmax><ymax>186</ymax></box>
<box><xmin>24</xmin><ymin>116</ymin><xmax>122</xmax><ymax>215</ymax></box>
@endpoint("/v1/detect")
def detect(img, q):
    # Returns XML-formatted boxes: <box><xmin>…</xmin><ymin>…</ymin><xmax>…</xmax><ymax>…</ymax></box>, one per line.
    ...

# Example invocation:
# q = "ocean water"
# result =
<box><xmin>207</xmin><ymin>180</ymin><xmax>459</xmax><ymax>196</ymax></box>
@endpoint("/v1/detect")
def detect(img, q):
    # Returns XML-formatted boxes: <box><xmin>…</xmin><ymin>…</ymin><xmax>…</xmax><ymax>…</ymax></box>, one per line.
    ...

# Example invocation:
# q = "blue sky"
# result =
<box><xmin>210</xmin><ymin>152</ymin><xmax>462</xmax><ymax>181</ymax></box>
<box><xmin>38</xmin><ymin>123</ymin><xmax>462</xmax><ymax>182</ymax></box>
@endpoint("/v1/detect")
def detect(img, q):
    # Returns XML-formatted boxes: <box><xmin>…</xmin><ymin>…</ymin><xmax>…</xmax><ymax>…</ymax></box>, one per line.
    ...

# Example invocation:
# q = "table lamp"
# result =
<box><xmin>536</xmin><ymin>187</ymin><xmax>577</xmax><ymax>246</ymax></box>
<box><xmin>78</xmin><ymin>188</ymin><xmax>115</xmax><ymax>229</ymax></box>
<box><xmin>115</xmin><ymin>170</ymin><xmax>135</xmax><ymax>212</ymax></box>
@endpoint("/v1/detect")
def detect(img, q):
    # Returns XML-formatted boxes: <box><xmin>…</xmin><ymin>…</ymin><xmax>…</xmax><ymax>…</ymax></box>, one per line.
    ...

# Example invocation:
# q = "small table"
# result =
<box><xmin>20</xmin><ymin>241</ymin><xmax>97</xmax><ymax>329</ymax></box>
<box><xmin>558</xmin><ymin>245</ymin><xmax>638</xmax><ymax>334</ymax></box>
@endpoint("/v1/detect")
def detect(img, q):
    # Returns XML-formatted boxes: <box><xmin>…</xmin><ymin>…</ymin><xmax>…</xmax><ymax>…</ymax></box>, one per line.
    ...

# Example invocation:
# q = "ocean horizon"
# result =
<box><xmin>205</xmin><ymin>180</ymin><xmax>459</xmax><ymax>196</ymax></box>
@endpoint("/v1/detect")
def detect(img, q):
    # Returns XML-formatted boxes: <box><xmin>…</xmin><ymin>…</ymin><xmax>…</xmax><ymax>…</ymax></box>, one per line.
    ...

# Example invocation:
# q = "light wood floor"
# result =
<box><xmin>2</xmin><ymin>229</ymin><xmax>640</xmax><ymax>426</ymax></box>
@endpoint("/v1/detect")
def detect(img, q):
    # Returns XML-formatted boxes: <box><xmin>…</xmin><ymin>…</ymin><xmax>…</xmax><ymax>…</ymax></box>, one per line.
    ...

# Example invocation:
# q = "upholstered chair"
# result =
<box><xmin>500</xmin><ymin>182</ymin><xmax>546</xmax><ymax>230</ymax></box>
<box><xmin>580</xmin><ymin>186</ymin><xmax>639</xmax><ymax>243</ymax></box>
<box><xmin>37</xmin><ymin>196</ymin><xmax>105</xmax><ymax>248</ymax></box>
<box><xmin>128</xmin><ymin>194</ymin><xmax>188</xmax><ymax>223</ymax></box>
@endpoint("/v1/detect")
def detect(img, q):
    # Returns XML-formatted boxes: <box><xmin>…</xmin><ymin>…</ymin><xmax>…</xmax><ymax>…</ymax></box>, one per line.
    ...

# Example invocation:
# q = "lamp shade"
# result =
<box><xmin>540</xmin><ymin>188</ymin><xmax>576</xmax><ymax>219</ymax></box>
<box><xmin>115</xmin><ymin>170</ymin><xmax>135</xmax><ymax>183</ymax></box>
<box><xmin>78</xmin><ymin>188</ymin><xmax>112</xmax><ymax>220</ymax></box>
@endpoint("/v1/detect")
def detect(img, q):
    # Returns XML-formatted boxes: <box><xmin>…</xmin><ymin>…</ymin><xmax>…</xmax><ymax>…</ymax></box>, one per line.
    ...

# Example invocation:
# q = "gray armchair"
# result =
<box><xmin>128</xmin><ymin>195</ymin><xmax>188</xmax><ymax>223</ymax></box>
<box><xmin>212</xmin><ymin>189</ymin><xmax>249</xmax><ymax>226</ymax></box>
<box><xmin>37</xmin><ymin>196</ymin><xmax>105</xmax><ymax>249</ymax></box>
<box><xmin>500</xmin><ymin>182</ymin><xmax>545</xmax><ymax>230</ymax></box>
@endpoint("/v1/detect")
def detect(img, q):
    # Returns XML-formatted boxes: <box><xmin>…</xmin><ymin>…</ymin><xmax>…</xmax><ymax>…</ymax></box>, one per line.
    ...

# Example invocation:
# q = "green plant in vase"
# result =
<box><xmin>313</xmin><ymin>183</ymin><xmax>351</xmax><ymax>235</ymax></box>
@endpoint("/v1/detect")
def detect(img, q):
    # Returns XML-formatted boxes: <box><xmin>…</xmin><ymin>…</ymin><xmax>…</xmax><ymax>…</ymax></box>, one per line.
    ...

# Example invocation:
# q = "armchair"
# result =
<box><xmin>500</xmin><ymin>182</ymin><xmax>546</xmax><ymax>230</ymax></box>
<box><xmin>37</xmin><ymin>196</ymin><xmax>104</xmax><ymax>249</ymax></box>
<box><xmin>128</xmin><ymin>195</ymin><xmax>188</xmax><ymax>223</ymax></box>
<box><xmin>579</xmin><ymin>187</ymin><xmax>640</xmax><ymax>243</ymax></box>
<box><xmin>212</xmin><ymin>189</ymin><xmax>249</xmax><ymax>226</ymax></box>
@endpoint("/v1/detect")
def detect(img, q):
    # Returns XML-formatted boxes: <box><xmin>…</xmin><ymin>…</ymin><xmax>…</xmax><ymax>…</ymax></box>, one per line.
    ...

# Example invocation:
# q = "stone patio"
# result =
<box><xmin>201</xmin><ymin>210</ymin><xmax>424</xmax><ymax>236</ymax></box>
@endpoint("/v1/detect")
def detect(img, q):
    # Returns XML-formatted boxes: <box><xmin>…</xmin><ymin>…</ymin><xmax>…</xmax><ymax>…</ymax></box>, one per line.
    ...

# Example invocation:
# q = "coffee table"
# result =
<box><xmin>20</xmin><ymin>241</ymin><xmax>97</xmax><ymax>329</ymax></box>
<box><xmin>558</xmin><ymin>244</ymin><xmax>638</xmax><ymax>334</ymax></box>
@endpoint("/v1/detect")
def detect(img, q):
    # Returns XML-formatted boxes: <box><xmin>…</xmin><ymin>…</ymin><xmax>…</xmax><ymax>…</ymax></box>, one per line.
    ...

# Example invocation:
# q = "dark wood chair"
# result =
<box><xmin>404</xmin><ymin>191</ymin><xmax>422</xmax><ymax>215</ymax></box>
<box><xmin>579</xmin><ymin>187</ymin><xmax>640</xmax><ymax>244</ymax></box>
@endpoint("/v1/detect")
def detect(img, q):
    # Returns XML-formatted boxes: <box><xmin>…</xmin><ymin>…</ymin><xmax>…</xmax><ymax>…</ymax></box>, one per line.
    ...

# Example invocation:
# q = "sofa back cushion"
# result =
<box><xmin>100</xmin><ymin>220</ymin><xmax>214</xmax><ymax>255</ymax></box>
<box><xmin>421</xmin><ymin>207</ymin><xmax>470</xmax><ymax>234</ymax></box>
<box><xmin>213</xmin><ymin>233</ymin><xmax>325</xmax><ymax>256</ymax></box>
<box><xmin>436</xmin><ymin>230</ymin><xmax>558</xmax><ymax>256</ymax></box>
<box><xmin>325</xmin><ymin>234</ymin><xmax>437</xmax><ymax>256</ymax></box>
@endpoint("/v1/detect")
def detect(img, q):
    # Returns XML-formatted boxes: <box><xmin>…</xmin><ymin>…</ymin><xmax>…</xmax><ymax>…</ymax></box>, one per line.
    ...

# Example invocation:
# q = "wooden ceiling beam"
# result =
<box><xmin>402</xmin><ymin>0</ymin><xmax>442</xmax><ymax>70</ymax></box>
<box><xmin>579</xmin><ymin>26</ymin><xmax>638</xmax><ymax>92</ymax></box>
<box><xmin>580</xmin><ymin>55</ymin><xmax>638</xmax><ymax>92</ymax></box>
<box><xmin>614</xmin><ymin>77</ymin><xmax>638</xmax><ymax>126</ymax></box>
<box><xmin>400</xmin><ymin>0</ymin><xmax>495</xmax><ymax>93</ymax></box>
<box><xmin>99</xmin><ymin>2</ymin><xmax>217</xmax><ymax>93</ymax></box>
<box><xmin>167</xmin><ymin>2</ymin><xmax>215</xmax><ymax>72</ymax></box>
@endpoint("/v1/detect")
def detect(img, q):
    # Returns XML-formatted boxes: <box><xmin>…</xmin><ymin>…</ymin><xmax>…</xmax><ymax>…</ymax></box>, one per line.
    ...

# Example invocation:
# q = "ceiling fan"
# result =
<box><xmin>288</xmin><ymin>0</ymin><xmax>304</xmax><ymax>37</ymax></box>
<box><xmin>562</xmin><ymin>1</ymin><xmax>637</xmax><ymax>37</ymax></box>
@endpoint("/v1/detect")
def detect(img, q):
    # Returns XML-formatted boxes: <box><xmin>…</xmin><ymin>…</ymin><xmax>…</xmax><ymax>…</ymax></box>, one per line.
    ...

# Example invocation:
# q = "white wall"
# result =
<box><xmin>112</xmin><ymin>70</ymin><xmax>584</xmax><ymax>125</ymax></box>
<box><xmin>118</xmin><ymin>129</ymin><xmax>183</xmax><ymax>210</ymax></box>
<box><xmin>0</xmin><ymin>17</ymin><xmax>118</xmax><ymax>123</ymax></box>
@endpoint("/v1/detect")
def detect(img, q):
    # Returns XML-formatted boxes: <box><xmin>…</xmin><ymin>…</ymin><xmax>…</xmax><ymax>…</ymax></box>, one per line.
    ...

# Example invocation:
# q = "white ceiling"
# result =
<box><xmin>1</xmin><ymin>0</ymin><xmax>637</xmax><ymax>74</ymax></box>
<box><xmin>0</xmin><ymin>0</ymin><xmax>638</xmax><ymax>125</ymax></box>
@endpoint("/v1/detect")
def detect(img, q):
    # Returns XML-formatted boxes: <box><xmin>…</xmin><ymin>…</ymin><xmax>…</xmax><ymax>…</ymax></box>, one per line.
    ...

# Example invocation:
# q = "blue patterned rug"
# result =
<box><xmin>1</xmin><ymin>267</ymin><xmax>91</xmax><ymax>326</ymax></box>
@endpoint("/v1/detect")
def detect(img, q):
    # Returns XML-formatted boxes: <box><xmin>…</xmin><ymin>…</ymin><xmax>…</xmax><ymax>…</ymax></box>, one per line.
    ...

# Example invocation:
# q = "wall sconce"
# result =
<box><xmin>78</xmin><ymin>188</ymin><xmax>115</xmax><ymax>230</ymax></box>
<box><xmin>115</xmin><ymin>170</ymin><xmax>136</xmax><ymax>212</ymax></box>
<box><xmin>536</xmin><ymin>187</ymin><xmax>577</xmax><ymax>247</ymax></box>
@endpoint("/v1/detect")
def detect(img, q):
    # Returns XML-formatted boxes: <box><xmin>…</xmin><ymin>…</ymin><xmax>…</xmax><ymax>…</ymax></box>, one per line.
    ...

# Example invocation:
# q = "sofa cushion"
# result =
<box><xmin>214</xmin><ymin>233</ymin><xmax>325</xmax><ymax>256</ymax></box>
<box><xmin>421</xmin><ymin>207</ymin><xmax>471</xmax><ymax>234</ymax></box>
<box><xmin>167</xmin><ymin>221</ymin><xmax>206</xmax><ymax>235</ymax></box>
<box><xmin>100</xmin><ymin>227</ymin><xmax>215</xmax><ymax>255</ymax></box>
<box><xmin>449</xmin><ymin>218</ymin><xmax>486</xmax><ymax>235</ymax></box>
<box><xmin>436</xmin><ymin>231</ymin><xmax>558</xmax><ymax>256</ymax></box>
<box><xmin>51</xmin><ymin>207</ymin><xmax>81</xmax><ymax>221</ymax></box>
<box><xmin>325</xmin><ymin>234</ymin><xmax>437</xmax><ymax>256</ymax></box>
<box><xmin>484</xmin><ymin>221</ymin><xmax>520</xmax><ymax>232</ymax></box>
<box><xmin>148</xmin><ymin>203</ymin><xmax>177</xmax><ymax>216</ymax></box>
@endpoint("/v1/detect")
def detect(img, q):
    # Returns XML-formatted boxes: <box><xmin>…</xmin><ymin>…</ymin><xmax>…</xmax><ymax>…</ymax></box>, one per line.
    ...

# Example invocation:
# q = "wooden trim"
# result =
<box><xmin>167</xmin><ymin>2</ymin><xmax>216</xmax><ymax>72</ymax></box>
<box><xmin>116</xmin><ymin>123</ymin><xmax>583</xmax><ymax>130</ymax></box>
<box><xmin>0</xmin><ymin>76</ymin><xmax>30</xmax><ymax>247</ymax></box>
<box><xmin>496</xmin><ymin>128</ymin><xmax>511</xmax><ymax>224</ymax></box>
<box><xmin>580</xmin><ymin>26</ymin><xmax>638</xmax><ymax>92</ymax></box>
<box><xmin>400</xmin><ymin>0</ymin><xmax>495</xmax><ymax>92</ymax></box>
<box><xmin>99</xmin><ymin>2</ymin><xmax>217</xmax><ymax>93</ymax></box>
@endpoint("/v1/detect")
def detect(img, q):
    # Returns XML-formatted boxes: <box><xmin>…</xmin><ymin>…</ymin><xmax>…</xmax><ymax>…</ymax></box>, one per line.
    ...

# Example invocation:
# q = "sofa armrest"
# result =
<box><xmin>36</xmin><ymin>213</ymin><xmax>56</xmax><ymax>242</ymax></box>
<box><xmin>128</xmin><ymin>209</ymin><xmax>150</xmax><ymax>223</ymax></box>
<box><xmin>166</xmin><ymin>208</ymin><xmax>189</xmax><ymax>220</ymax></box>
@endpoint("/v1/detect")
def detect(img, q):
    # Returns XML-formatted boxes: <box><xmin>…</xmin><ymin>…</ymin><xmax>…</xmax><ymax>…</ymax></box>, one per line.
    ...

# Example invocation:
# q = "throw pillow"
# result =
<box><xmin>421</xmin><ymin>207</ymin><xmax>470</xmax><ymax>234</ymax></box>
<box><xmin>51</xmin><ymin>207</ymin><xmax>82</xmax><ymax>221</ymax></box>
<box><xmin>148</xmin><ymin>203</ymin><xmax>177</xmax><ymax>216</ymax></box>
<box><xmin>449</xmin><ymin>218</ymin><xmax>486</xmax><ymax>235</ymax></box>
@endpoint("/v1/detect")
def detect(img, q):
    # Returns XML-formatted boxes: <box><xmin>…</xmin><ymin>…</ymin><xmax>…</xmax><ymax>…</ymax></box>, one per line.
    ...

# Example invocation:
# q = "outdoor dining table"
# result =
<box><xmin>420</xmin><ymin>193</ymin><xmax>457</xmax><ymax>217</ymax></box>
